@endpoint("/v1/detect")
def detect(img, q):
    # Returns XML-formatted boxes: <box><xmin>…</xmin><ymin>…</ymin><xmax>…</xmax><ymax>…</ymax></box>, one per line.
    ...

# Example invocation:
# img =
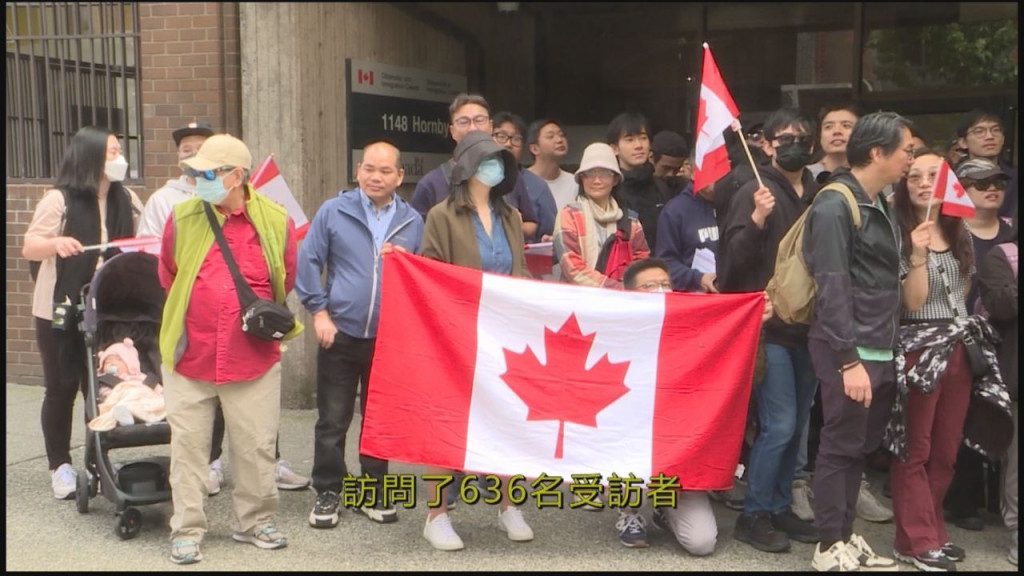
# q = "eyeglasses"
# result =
<box><xmin>637</xmin><ymin>281</ymin><xmax>673</xmax><ymax>292</ymax></box>
<box><xmin>492</xmin><ymin>131</ymin><xmax>523</xmax><ymax>146</ymax></box>
<box><xmin>184</xmin><ymin>165</ymin><xmax>236</xmax><ymax>181</ymax></box>
<box><xmin>965</xmin><ymin>177</ymin><xmax>1007</xmax><ymax>191</ymax></box>
<box><xmin>967</xmin><ymin>125</ymin><xmax>1003</xmax><ymax>138</ymax></box>
<box><xmin>580</xmin><ymin>168</ymin><xmax>616</xmax><ymax>181</ymax></box>
<box><xmin>452</xmin><ymin>115</ymin><xmax>490</xmax><ymax>129</ymax></box>
<box><xmin>906</xmin><ymin>172</ymin><xmax>937</xmax><ymax>186</ymax></box>
<box><xmin>773</xmin><ymin>133</ymin><xmax>812</xmax><ymax>146</ymax></box>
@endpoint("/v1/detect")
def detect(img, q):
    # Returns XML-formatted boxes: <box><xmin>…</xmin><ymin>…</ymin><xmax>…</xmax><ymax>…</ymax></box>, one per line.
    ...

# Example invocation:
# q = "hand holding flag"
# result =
<box><xmin>927</xmin><ymin>159</ymin><xmax>975</xmax><ymax>221</ymax></box>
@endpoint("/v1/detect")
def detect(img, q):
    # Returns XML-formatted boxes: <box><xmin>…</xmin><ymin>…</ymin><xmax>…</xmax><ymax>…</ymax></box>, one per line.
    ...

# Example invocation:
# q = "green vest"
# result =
<box><xmin>159</xmin><ymin>186</ymin><xmax>303</xmax><ymax>369</ymax></box>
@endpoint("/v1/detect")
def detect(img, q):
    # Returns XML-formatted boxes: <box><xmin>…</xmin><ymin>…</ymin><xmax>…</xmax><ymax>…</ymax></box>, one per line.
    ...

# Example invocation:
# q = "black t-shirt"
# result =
<box><xmin>968</xmin><ymin>219</ymin><xmax>1014</xmax><ymax>311</ymax></box>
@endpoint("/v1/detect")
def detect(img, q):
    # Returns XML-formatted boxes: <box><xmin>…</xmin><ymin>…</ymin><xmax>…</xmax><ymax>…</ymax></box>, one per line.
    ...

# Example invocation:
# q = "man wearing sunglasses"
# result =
<box><xmin>159</xmin><ymin>134</ymin><xmax>299</xmax><ymax>564</ymax></box>
<box><xmin>719</xmin><ymin>108</ymin><xmax>822</xmax><ymax>554</ymax></box>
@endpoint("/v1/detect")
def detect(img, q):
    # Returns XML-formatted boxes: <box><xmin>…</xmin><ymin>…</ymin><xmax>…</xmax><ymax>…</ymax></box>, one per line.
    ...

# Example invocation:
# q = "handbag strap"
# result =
<box><xmin>203</xmin><ymin>201</ymin><xmax>258</xmax><ymax>308</ymax></box>
<box><xmin>932</xmin><ymin>253</ymin><xmax>963</xmax><ymax>320</ymax></box>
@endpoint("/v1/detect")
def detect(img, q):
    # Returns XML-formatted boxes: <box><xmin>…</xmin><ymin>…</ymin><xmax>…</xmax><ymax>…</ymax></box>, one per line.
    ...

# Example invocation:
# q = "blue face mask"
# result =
<box><xmin>474</xmin><ymin>157</ymin><xmax>505</xmax><ymax>188</ymax></box>
<box><xmin>195</xmin><ymin>175</ymin><xmax>230</xmax><ymax>205</ymax></box>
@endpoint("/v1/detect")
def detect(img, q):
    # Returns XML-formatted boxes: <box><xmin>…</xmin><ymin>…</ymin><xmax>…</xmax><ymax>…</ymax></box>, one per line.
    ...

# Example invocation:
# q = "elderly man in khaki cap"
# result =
<box><xmin>158</xmin><ymin>134</ymin><xmax>301</xmax><ymax>564</ymax></box>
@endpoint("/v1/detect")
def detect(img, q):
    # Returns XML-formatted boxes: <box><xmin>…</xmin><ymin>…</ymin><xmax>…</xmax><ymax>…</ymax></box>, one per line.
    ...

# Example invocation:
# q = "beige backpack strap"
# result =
<box><xmin>818</xmin><ymin>183</ymin><xmax>861</xmax><ymax>229</ymax></box>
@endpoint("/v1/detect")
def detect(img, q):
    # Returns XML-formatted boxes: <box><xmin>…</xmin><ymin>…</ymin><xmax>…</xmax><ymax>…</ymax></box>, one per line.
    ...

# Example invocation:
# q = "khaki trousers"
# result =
<box><xmin>164</xmin><ymin>363</ymin><xmax>281</xmax><ymax>541</ymax></box>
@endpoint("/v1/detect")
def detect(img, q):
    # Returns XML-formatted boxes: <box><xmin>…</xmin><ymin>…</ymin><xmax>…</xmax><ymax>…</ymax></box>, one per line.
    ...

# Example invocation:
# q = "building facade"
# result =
<box><xmin>6</xmin><ymin>2</ymin><xmax>1018</xmax><ymax>406</ymax></box>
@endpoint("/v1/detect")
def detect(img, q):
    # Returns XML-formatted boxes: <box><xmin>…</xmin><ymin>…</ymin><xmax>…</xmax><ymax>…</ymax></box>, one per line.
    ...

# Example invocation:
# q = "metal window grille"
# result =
<box><xmin>5</xmin><ymin>2</ymin><xmax>142</xmax><ymax>180</ymax></box>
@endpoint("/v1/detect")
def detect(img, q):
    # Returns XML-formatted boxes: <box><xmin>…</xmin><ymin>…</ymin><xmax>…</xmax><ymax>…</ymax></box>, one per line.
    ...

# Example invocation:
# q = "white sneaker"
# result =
<box><xmin>498</xmin><ymin>506</ymin><xmax>534</xmax><ymax>542</ymax></box>
<box><xmin>423</xmin><ymin>513</ymin><xmax>464</xmax><ymax>551</ymax></box>
<box><xmin>111</xmin><ymin>403</ymin><xmax>134</xmax><ymax>427</ymax></box>
<box><xmin>847</xmin><ymin>533</ymin><xmax>898</xmax><ymax>571</ymax></box>
<box><xmin>207</xmin><ymin>459</ymin><xmax>224</xmax><ymax>496</ymax></box>
<box><xmin>791</xmin><ymin>478</ymin><xmax>815</xmax><ymax>521</ymax></box>
<box><xmin>812</xmin><ymin>540</ymin><xmax>860</xmax><ymax>572</ymax></box>
<box><xmin>52</xmin><ymin>463</ymin><xmax>77</xmax><ymax>500</ymax></box>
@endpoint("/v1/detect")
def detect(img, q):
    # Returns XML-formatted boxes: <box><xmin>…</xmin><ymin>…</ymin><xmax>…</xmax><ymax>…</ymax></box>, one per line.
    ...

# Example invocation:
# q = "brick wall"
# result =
<box><xmin>138</xmin><ymin>2</ymin><xmax>241</xmax><ymax>197</ymax></box>
<box><xmin>5</xmin><ymin>2</ymin><xmax>241</xmax><ymax>387</ymax></box>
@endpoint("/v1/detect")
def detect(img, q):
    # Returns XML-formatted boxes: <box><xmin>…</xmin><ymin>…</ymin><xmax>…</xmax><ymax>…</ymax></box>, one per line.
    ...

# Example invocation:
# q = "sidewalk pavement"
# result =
<box><xmin>5</xmin><ymin>383</ymin><xmax>1016</xmax><ymax>571</ymax></box>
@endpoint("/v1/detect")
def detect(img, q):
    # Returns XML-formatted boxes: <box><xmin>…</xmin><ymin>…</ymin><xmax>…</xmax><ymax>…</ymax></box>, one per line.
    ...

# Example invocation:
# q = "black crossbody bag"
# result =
<box><xmin>203</xmin><ymin>202</ymin><xmax>295</xmax><ymax>341</ymax></box>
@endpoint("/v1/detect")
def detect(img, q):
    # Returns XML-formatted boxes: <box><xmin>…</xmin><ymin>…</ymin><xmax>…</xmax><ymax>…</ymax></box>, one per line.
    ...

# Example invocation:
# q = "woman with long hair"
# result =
<box><xmin>420</xmin><ymin>129</ymin><xmax>532</xmax><ymax>550</ymax></box>
<box><xmin>885</xmin><ymin>148</ymin><xmax>978</xmax><ymax>572</ymax></box>
<box><xmin>22</xmin><ymin>126</ymin><xmax>143</xmax><ymax>499</ymax></box>
<box><xmin>552</xmin><ymin>142</ymin><xmax>650</xmax><ymax>289</ymax></box>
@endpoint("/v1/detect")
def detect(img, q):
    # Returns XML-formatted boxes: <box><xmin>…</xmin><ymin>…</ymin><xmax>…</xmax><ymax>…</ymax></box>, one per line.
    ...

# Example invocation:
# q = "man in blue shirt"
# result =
<box><xmin>295</xmin><ymin>141</ymin><xmax>424</xmax><ymax>529</ymax></box>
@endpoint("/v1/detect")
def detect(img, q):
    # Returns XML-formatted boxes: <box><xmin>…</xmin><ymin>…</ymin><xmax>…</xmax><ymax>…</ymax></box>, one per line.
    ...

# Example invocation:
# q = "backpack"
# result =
<box><xmin>973</xmin><ymin>242</ymin><xmax>1018</xmax><ymax>318</ymax></box>
<box><xmin>766</xmin><ymin>182</ymin><xmax>861</xmax><ymax>325</ymax></box>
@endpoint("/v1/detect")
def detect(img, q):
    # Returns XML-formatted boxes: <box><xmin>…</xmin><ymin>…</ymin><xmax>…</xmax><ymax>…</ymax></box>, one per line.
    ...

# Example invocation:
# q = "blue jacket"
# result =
<box><xmin>655</xmin><ymin>184</ymin><xmax>719</xmax><ymax>291</ymax></box>
<box><xmin>295</xmin><ymin>189</ymin><xmax>423</xmax><ymax>339</ymax></box>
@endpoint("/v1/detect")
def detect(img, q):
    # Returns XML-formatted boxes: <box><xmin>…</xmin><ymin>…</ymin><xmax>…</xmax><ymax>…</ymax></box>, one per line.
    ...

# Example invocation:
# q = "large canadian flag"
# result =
<box><xmin>933</xmin><ymin>159</ymin><xmax>976</xmax><ymax>219</ymax></box>
<box><xmin>250</xmin><ymin>155</ymin><xmax>310</xmax><ymax>239</ymax></box>
<box><xmin>693</xmin><ymin>43</ymin><xmax>741</xmax><ymax>194</ymax></box>
<box><xmin>361</xmin><ymin>252</ymin><xmax>764</xmax><ymax>490</ymax></box>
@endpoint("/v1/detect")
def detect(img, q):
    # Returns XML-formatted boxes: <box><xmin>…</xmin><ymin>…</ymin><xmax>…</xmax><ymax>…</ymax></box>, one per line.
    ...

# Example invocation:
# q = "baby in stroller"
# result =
<box><xmin>88</xmin><ymin>338</ymin><xmax>165</xmax><ymax>431</ymax></box>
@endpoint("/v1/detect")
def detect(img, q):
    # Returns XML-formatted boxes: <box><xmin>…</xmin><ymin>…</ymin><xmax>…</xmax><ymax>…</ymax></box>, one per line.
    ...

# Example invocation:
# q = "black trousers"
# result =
<box><xmin>36</xmin><ymin>317</ymin><xmax>89</xmax><ymax>470</ymax></box>
<box><xmin>311</xmin><ymin>332</ymin><xmax>387</xmax><ymax>498</ymax></box>
<box><xmin>809</xmin><ymin>338</ymin><xmax>897</xmax><ymax>546</ymax></box>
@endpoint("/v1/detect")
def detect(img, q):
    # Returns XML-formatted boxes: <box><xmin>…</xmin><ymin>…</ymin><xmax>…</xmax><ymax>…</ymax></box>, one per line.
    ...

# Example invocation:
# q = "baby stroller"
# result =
<box><xmin>75</xmin><ymin>251</ymin><xmax>171</xmax><ymax>540</ymax></box>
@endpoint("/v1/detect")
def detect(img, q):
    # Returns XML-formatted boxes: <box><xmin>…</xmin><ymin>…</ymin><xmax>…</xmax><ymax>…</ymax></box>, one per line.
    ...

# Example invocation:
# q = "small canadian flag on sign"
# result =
<box><xmin>357</xmin><ymin>69</ymin><xmax>374</xmax><ymax>85</ymax></box>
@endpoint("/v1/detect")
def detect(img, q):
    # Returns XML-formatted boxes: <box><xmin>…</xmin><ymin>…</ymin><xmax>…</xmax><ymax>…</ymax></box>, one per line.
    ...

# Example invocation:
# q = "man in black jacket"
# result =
<box><xmin>720</xmin><ymin>108</ymin><xmax>821</xmax><ymax>554</ymax></box>
<box><xmin>607</xmin><ymin>113</ymin><xmax>665</xmax><ymax>252</ymax></box>
<box><xmin>803</xmin><ymin>111</ymin><xmax>915</xmax><ymax>572</ymax></box>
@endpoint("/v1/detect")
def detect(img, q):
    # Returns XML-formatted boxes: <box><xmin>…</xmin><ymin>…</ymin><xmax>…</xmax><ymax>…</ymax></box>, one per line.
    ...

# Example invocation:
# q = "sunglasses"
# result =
<box><xmin>965</xmin><ymin>177</ymin><xmax>1007</xmax><ymax>191</ymax></box>
<box><xmin>184</xmin><ymin>165</ymin><xmax>236</xmax><ymax>181</ymax></box>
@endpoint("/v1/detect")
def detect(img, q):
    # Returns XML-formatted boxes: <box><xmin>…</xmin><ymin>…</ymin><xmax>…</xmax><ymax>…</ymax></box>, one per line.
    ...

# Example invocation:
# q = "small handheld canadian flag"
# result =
<box><xmin>928</xmin><ymin>159</ymin><xmax>975</xmax><ymax>221</ymax></box>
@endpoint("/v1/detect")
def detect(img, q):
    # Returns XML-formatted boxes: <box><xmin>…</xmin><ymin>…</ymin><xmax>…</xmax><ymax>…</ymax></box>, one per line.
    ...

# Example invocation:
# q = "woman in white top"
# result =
<box><xmin>22</xmin><ymin>126</ymin><xmax>143</xmax><ymax>499</ymax></box>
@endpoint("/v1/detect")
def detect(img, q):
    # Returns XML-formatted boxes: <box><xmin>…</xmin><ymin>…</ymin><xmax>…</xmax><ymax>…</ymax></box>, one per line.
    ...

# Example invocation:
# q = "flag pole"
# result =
<box><xmin>732</xmin><ymin>121</ymin><xmax>765</xmax><ymax>189</ymax></box>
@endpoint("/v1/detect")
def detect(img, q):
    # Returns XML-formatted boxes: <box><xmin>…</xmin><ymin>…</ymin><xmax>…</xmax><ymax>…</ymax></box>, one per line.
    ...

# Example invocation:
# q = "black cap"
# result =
<box><xmin>172</xmin><ymin>121</ymin><xmax>214</xmax><ymax>147</ymax></box>
<box><xmin>651</xmin><ymin>130</ymin><xmax>689</xmax><ymax>158</ymax></box>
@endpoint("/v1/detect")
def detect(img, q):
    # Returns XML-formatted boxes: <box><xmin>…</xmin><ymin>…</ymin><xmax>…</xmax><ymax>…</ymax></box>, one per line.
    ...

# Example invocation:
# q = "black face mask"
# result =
<box><xmin>774</xmin><ymin>141</ymin><xmax>814</xmax><ymax>172</ymax></box>
<box><xmin>658</xmin><ymin>175</ymin><xmax>689</xmax><ymax>192</ymax></box>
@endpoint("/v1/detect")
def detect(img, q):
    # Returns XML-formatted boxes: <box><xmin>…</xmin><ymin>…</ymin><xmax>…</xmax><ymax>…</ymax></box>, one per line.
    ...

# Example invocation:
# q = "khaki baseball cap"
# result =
<box><xmin>181</xmin><ymin>134</ymin><xmax>252</xmax><ymax>171</ymax></box>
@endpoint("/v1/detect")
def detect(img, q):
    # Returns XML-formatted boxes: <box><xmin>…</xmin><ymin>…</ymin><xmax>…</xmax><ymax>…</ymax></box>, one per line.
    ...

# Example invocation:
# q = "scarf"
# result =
<box><xmin>578</xmin><ymin>196</ymin><xmax>624</xmax><ymax>268</ymax></box>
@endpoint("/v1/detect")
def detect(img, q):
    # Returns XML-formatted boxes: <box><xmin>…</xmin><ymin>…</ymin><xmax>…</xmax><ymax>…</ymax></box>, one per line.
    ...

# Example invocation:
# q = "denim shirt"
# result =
<box><xmin>359</xmin><ymin>189</ymin><xmax>396</xmax><ymax>251</ymax></box>
<box><xmin>471</xmin><ymin>204</ymin><xmax>513</xmax><ymax>275</ymax></box>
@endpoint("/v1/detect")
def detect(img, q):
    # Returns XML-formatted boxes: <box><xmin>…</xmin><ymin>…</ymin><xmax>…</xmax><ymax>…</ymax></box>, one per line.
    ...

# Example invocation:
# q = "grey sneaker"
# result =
<box><xmin>275</xmin><ymin>460</ymin><xmax>310</xmax><ymax>491</ymax></box>
<box><xmin>206</xmin><ymin>459</ymin><xmax>224</xmax><ymax>496</ymax></box>
<box><xmin>232</xmin><ymin>524</ymin><xmax>288</xmax><ymax>550</ymax></box>
<box><xmin>855</xmin><ymin>479</ymin><xmax>892</xmax><ymax>523</ymax></box>
<box><xmin>169</xmin><ymin>539</ymin><xmax>202</xmax><ymax>565</ymax></box>
<box><xmin>791</xmin><ymin>478</ymin><xmax>815</xmax><ymax>521</ymax></box>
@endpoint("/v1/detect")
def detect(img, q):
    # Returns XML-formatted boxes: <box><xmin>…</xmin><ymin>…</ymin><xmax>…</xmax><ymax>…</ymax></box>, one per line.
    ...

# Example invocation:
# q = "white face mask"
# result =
<box><xmin>104</xmin><ymin>155</ymin><xmax>129</xmax><ymax>182</ymax></box>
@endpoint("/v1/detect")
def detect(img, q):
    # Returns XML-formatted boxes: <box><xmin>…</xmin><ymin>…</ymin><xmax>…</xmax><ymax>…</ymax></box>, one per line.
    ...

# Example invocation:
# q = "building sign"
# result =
<box><xmin>347</xmin><ymin>59</ymin><xmax>467</xmax><ymax>183</ymax></box>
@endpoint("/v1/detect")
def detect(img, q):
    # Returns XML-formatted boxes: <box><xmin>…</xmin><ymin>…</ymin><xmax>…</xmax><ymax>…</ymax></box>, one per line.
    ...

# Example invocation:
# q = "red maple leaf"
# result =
<box><xmin>500</xmin><ymin>313</ymin><xmax>631</xmax><ymax>459</ymax></box>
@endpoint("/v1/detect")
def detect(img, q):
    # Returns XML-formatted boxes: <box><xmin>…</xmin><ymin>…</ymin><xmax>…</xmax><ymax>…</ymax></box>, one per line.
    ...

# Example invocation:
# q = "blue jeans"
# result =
<box><xmin>743</xmin><ymin>343</ymin><xmax>818</xmax><ymax>515</ymax></box>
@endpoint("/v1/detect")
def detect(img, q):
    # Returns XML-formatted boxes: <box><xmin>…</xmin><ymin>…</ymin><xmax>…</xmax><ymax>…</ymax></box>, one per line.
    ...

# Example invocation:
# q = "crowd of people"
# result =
<box><xmin>21</xmin><ymin>91</ymin><xmax>1017</xmax><ymax>570</ymax></box>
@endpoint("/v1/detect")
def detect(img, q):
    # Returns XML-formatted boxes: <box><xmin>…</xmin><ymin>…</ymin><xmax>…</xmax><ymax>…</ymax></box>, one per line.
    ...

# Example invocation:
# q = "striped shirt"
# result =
<box><xmin>901</xmin><ymin>249</ymin><xmax>970</xmax><ymax>322</ymax></box>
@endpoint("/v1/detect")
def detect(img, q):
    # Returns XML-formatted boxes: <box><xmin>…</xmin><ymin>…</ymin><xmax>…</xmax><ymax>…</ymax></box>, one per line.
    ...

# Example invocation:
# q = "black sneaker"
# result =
<box><xmin>940</xmin><ymin>542</ymin><xmax>965</xmax><ymax>562</ymax></box>
<box><xmin>351</xmin><ymin>501</ymin><xmax>398</xmax><ymax>524</ymax></box>
<box><xmin>309</xmin><ymin>490</ymin><xmax>340</xmax><ymax>528</ymax></box>
<box><xmin>615</xmin><ymin>512</ymin><xmax>649</xmax><ymax>548</ymax></box>
<box><xmin>771</xmin><ymin>509</ymin><xmax>819</xmax><ymax>543</ymax></box>
<box><xmin>894</xmin><ymin>548</ymin><xmax>957</xmax><ymax>572</ymax></box>
<box><xmin>734</xmin><ymin>512</ymin><xmax>790</xmax><ymax>553</ymax></box>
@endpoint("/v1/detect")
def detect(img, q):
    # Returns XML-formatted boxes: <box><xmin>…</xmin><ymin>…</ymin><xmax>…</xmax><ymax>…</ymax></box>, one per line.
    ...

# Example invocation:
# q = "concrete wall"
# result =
<box><xmin>239</xmin><ymin>3</ymin><xmax>469</xmax><ymax>408</ymax></box>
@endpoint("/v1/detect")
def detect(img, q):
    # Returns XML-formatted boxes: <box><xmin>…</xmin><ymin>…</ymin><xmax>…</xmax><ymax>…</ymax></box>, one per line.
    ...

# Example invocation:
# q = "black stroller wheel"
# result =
<box><xmin>114</xmin><ymin>508</ymin><xmax>143</xmax><ymax>539</ymax></box>
<box><xmin>75</xmin><ymin>471</ymin><xmax>89</xmax><ymax>514</ymax></box>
